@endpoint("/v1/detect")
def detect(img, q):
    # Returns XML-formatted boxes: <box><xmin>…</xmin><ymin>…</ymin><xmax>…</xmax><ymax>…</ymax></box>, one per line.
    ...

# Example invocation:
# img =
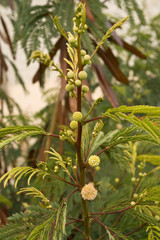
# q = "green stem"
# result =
<box><xmin>76</xmin><ymin>33</ymin><xmax>90</xmax><ymax>239</ymax></box>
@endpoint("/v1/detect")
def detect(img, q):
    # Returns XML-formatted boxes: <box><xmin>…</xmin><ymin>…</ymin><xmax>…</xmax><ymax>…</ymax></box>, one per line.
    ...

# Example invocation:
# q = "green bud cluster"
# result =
<box><xmin>66</xmin><ymin>157</ymin><xmax>72</xmax><ymax>166</ymax></box>
<box><xmin>137</xmin><ymin>160</ymin><xmax>145</xmax><ymax>170</ymax></box>
<box><xmin>30</xmin><ymin>51</ymin><xmax>52</xmax><ymax>66</ymax></box>
<box><xmin>68</xmin><ymin>32</ymin><xmax>77</xmax><ymax>48</ymax></box>
<box><xmin>54</xmin><ymin>165</ymin><xmax>59</xmax><ymax>173</ymax></box>
<box><xmin>92</xmin><ymin>120</ymin><xmax>104</xmax><ymax>137</ymax></box>
<box><xmin>59</xmin><ymin>128</ymin><xmax>74</xmax><ymax>141</ymax></box>
<box><xmin>81</xmin><ymin>50</ymin><xmax>91</xmax><ymax>66</ymax></box>
<box><xmin>73</xmin><ymin>3</ymin><xmax>88</xmax><ymax>34</ymax></box>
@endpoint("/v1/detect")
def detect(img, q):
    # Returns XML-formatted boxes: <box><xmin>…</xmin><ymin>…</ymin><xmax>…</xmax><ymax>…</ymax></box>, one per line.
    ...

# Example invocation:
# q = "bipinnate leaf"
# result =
<box><xmin>106</xmin><ymin>105</ymin><xmax>160</xmax><ymax>116</ymax></box>
<box><xmin>0</xmin><ymin>125</ymin><xmax>47</xmax><ymax>150</ymax></box>
<box><xmin>50</xmin><ymin>15</ymin><xmax>68</xmax><ymax>40</ymax></box>
<box><xmin>137</xmin><ymin>155</ymin><xmax>160</xmax><ymax>165</ymax></box>
<box><xmin>0</xmin><ymin>166</ymin><xmax>50</xmax><ymax>188</ymax></box>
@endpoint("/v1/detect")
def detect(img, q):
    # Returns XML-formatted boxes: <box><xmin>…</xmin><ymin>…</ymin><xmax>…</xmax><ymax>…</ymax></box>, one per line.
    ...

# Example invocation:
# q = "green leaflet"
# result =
<box><xmin>0</xmin><ymin>125</ymin><xmax>47</xmax><ymax>150</ymax></box>
<box><xmin>137</xmin><ymin>155</ymin><xmax>160</xmax><ymax>165</ymax></box>
<box><xmin>106</xmin><ymin>105</ymin><xmax>160</xmax><ymax>116</ymax></box>
<box><xmin>140</xmin><ymin>186</ymin><xmax>160</xmax><ymax>202</ymax></box>
<box><xmin>147</xmin><ymin>226</ymin><xmax>160</xmax><ymax>240</ymax></box>
<box><xmin>51</xmin><ymin>15</ymin><xmax>68</xmax><ymax>40</ymax></box>
<box><xmin>0</xmin><ymin>166</ymin><xmax>50</xmax><ymax>188</ymax></box>
<box><xmin>0</xmin><ymin>195</ymin><xmax>12</xmax><ymax>208</ymax></box>
<box><xmin>89</xmin><ymin>130</ymin><xmax>116</xmax><ymax>156</ymax></box>
<box><xmin>17</xmin><ymin>187</ymin><xmax>52</xmax><ymax>208</ymax></box>
<box><xmin>53</xmin><ymin>200</ymin><xmax>67</xmax><ymax>240</ymax></box>
<box><xmin>116</xmin><ymin>113</ymin><xmax>160</xmax><ymax>144</ymax></box>
<box><xmin>27</xmin><ymin>213</ymin><xmax>55</xmax><ymax>240</ymax></box>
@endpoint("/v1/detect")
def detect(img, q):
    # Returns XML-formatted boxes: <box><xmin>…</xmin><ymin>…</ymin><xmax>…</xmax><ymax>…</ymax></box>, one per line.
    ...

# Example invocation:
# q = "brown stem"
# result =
<box><xmin>125</xmin><ymin>223</ymin><xmax>147</xmax><ymax>236</ymax></box>
<box><xmin>83</xmin><ymin>116</ymin><xmax>104</xmax><ymax>124</ymax></box>
<box><xmin>65</xmin><ymin>189</ymin><xmax>79</xmax><ymax>201</ymax></box>
<box><xmin>91</xmin><ymin>216</ymin><xmax>116</xmax><ymax>238</ymax></box>
<box><xmin>91</xmin><ymin>204</ymin><xmax>136</xmax><ymax>216</ymax></box>
<box><xmin>97</xmin><ymin>143</ymin><xmax>118</xmax><ymax>156</ymax></box>
<box><xmin>76</xmin><ymin>33</ymin><xmax>90</xmax><ymax>239</ymax></box>
<box><xmin>53</xmin><ymin>175</ymin><xmax>79</xmax><ymax>187</ymax></box>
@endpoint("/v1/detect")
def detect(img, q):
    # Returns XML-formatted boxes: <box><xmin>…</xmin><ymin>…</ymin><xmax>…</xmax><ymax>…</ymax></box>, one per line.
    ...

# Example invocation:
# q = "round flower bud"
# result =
<box><xmin>130</xmin><ymin>201</ymin><xmax>136</xmax><ymax>206</ymax></box>
<box><xmin>88</xmin><ymin>155</ymin><xmax>100</xmax><ymax>167</ymax></box>
<box><xmin>54</xmin><ymin>166</ymin><xmax>59</xmax><ymax>170</ymax></box>
<box><xmin>81</xmin><ymin>183</ymin><xmax>98</xmax><ymax>201</ymax></box>
<box><xmin>133</xmin><ymin>193</ymin><xmax>138</xmax><ymax>199</ymax></box>
<box><xmin>82</xmin><ymin>85</ymin><xmax>89</xmax><ymax>93</ymax></box>
<box><xmin>95</xmin><ymin>166</ymin><xmax>100</xmax><ymax>171</ymax></box>
<box><xmin>81</xmin><ymin>50</ymin><xmax>86</xmax><ymax>56</ymax></box>
<box><xmin>75</xmin><ymin>80</ymin><xmax>82</xmax><ymax>87</ymax></box>
<box><xmin>114</xmin><ymin>178</ymin><xmax>120</xmax><ymax>183</ymax></box>
<box><xmin>73</xmin><ymin>17</ymin><xmax>76</xmax><ymax>22</ymax></box>
<box><xmin>155</xmin><ymin>215</ymin><xmax>160</xmax><ymax>221</ymax></box>
<box><xmin>84</xmin><ymin>54</ymin><xmax>90</xmax><ymax>62</ymax></box>
<box><xmin>87</xmin><ymin>60</ymin><xmax>92</xmax><ymax>65</ymax></box>
<box><xmin>69</xmin><ymin>91</ymin><xmax>75</xmax><ymax>98</ymax></box>
<box><xmin>65</xmin><ymin>84</ymin><xmax>75</xmax><ymax>92</ymax></box>
<box><xmin>78</xmin><ymin>71</ymin><xmax>87</xmax><ymax>80</ymax></box>
<box><xmin>67</xmin><ymin>71</ymin><xmax>75</xmax><ymax>79</ymax></box>
<box><xmin>116</xmin><ymin>123</ymin><xmax>123</xmax><ymax>130</ymax></box>
<box><xmin>84</xmin><ymin>24</ymin><xmax>88</xmax><ymax>30</ymax></box>
<box><xmin>73</xmin><ymin>166</ymin><xmax>77</xmax><ymax>170</ymax></box>
<box><xmin>131</xmin><ymin>177</ymin><xmax>136</xmax><ymax>182</ymax></box>
<box><xmin>70</xmin><ymin>120</ymin><xmax>78</xmax><ymax>129</ymax></box>
<box><xmin>72</xmin><ymin>111</ymin><xmax>83</xmax><ymax>121</ymax></box>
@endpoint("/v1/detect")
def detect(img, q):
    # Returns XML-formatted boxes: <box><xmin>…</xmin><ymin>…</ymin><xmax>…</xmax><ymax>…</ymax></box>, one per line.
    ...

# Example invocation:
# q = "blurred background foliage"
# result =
<box><xmin>0</xmin><ymin>0</ymin><xmax>160</xmax><ymax>231</ymax></box>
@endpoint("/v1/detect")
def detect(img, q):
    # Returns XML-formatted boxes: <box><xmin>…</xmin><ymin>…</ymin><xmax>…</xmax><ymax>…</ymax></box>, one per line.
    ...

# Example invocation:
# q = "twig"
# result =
<box><xmin>91</xmin><ymin>204</ymin><xmax>136</xmax><ymax>216</ymax></box>
<box><xmin>91</xmin><ymin>216</ymin><xmax>116</xmax><ymax>238</ymax></box>
<box><xmin>83</xmin><ymin>116</ymin><xmax>104</xmax><ymax>124</ymax></box>
<box><xmin>65</xmin><ymin>188</ymin><xmax>79</xmax><ymax>201</ymax></box>
<box><xmin>125</xmin><ymin>223</ymin><xmax>147</xmax><ymax>236</ymax></box>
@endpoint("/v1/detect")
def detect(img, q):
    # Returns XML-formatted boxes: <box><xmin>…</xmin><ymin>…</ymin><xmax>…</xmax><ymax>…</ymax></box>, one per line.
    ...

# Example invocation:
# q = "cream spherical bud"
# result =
<box><xmin>155</xmin><ymin>215</ymin><xmax>160</xmax><ymax>221</ymax></box>
<box><xmin>70</xmin><ymin>120</ymin><xmax>78</xmax><ymax>129</ymax></box>
<box><xmin>65</xmin><ymin>84</ymin><xmax>74</xmax><ymax>92</ymax></box>
<box><xmin>75</xmin><ymin>80</ymin><xmax>82</xmax><ymax>87</ymax></box>
<box><xmin>82</xmin><ymin>85</ymin><xmax>89</xmax><ymax>93</ymax></box>
<box><xmin>114</xmin><ymin>178</ymin><xmax>120</xmax><ymax>183</ymax></box>
<box><xmin>81</xmin><ymin>183</ymin><xmax>98</xmax><ymax>201</ymax></box>
<box><xmin>130</xmin><ymin>201</ymin><xmax>136</xmax><ymax>206</ymax></box>
<box><xmin>84</xmin><ymin>54</ymin><xmax>90</xmax><ymax>61</ymax></box>
<box><xmin>73</xmin><ymin>166</ymin><xmax>77</xmax><ymax>170</ymax></box>
<box><xmin>54</xmin><ymin>166</ymin><xmax>58</xmax><ymax>170</ymax></box>
<box><xmin>88</xmin><ymin>155</ymin><xmax>100</xmax><ymax>167</ymax></box>
<box><xmin>131</xmin><ymin>177</ymin><xmax>136</xmax><ymax>182</ymax></box>
<box><xmin>78</xmin><ymin>71</ymin><xmax>87</xmax><ymax>80</ymax></box>
<box><xmin>81</xmin><ymin>50</ymin><xmax>86</xmax><ymax>56</ymax></box>
<box><xmin>67</xmin><ymin>71</ymin><xmax>74</xmax><ymax>79</ymax></box>
<box><xmin>133</xmin><ymin>193</ymin><xmax>138</xmax><ymax>199</ymax></box>
<box><xmin>72</xmin><ymin>111</ymin><xmax>83</xmax><ymax>121</ymax></box>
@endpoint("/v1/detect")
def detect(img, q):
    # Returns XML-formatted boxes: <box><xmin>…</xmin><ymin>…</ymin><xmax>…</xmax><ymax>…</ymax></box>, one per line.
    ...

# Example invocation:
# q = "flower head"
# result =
<box><xmin>81</xmin><ymin>183</ymin><xmax>98</xmax><ymax>201</ymax></box>
<box><xmin>88</xmin><ymin>155</ymin><xmax>100</xmax><ymax>167</ymax></box>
